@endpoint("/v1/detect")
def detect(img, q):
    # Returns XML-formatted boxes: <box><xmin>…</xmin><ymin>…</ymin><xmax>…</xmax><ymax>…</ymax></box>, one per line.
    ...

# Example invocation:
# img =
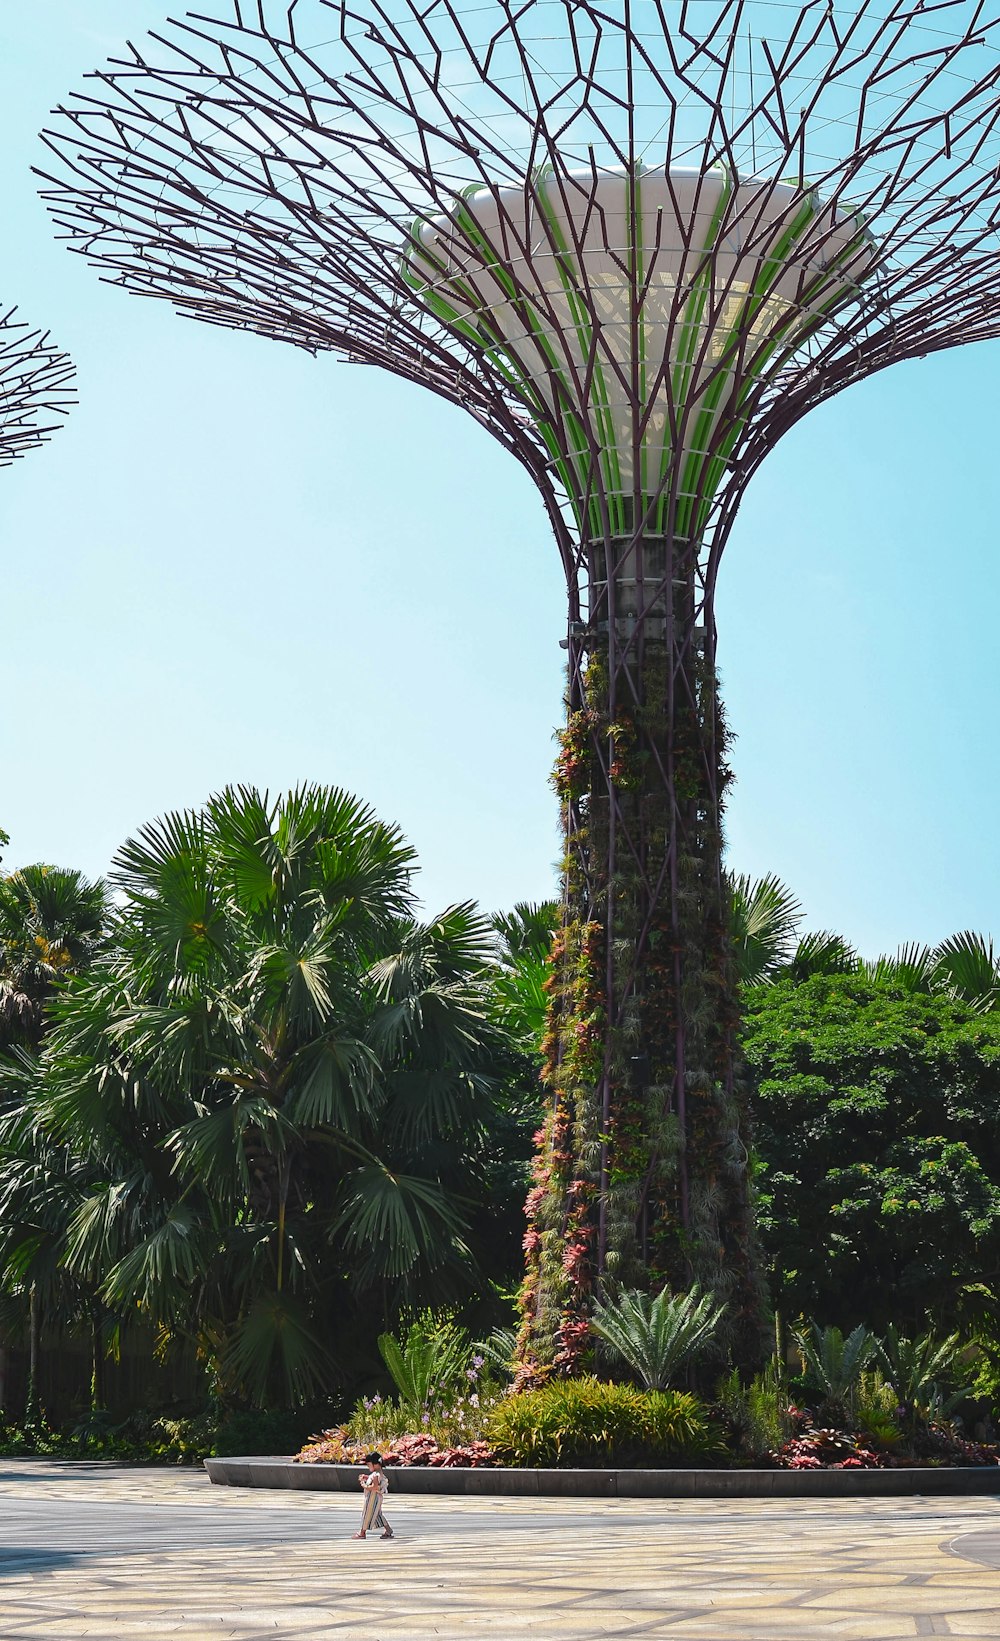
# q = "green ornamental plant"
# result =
<box><xmin>793</xmin><ymin>1322</ymin><xmax>881</xmax><ymax>1420</ymax></box>
<box><xmin>472</xmin><ymin>1325</ymin><xmax>518</xmax><ymax>1383</ymax></box>
<box><xmin>590</xmin><ymin>1283</ymin><xmax>726</xmax><ymax>1390</ymax></box>
<box><xmin>853</xmin><ymin>1371</ymin><xmax>904</xmax><ymax>1451</ymax></box>
<box><xmin>879</xmin><ymin>1325</ymin><xmax>972</xmax><ymax>1419</ymax></box>
<box><xmin>715</xmin><ymin>1366</ymin><xmax>790</xmax><ymax>1461</ymax></box>
<box><xmin>377</xmin><ymin>1313</ymin><xmax>470</xmax><ymax>1415</ymax></box>
<box><xmin>486</xmin><ymin>1376</ymin><xmax>720</xmax><ymax>1467</ymax></box>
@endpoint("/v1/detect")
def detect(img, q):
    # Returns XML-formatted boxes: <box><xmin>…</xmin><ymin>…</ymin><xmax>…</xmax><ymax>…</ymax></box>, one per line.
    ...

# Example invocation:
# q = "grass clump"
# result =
<box><xmin>486</xmin><ymin>1376</ymin><xmax>721</xmax><ymax>1468</ymax></box>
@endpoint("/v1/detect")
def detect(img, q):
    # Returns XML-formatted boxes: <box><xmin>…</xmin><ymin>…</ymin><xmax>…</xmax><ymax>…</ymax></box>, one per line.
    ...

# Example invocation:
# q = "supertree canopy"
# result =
<box><xmin>39</xmin><ymin>0</ymin><xmax>1000</xmax><ymax>1374</ymax></box>
<box><xmin>0</xmin><ymin>306</ymin><xmax>74</xmax><ymax>466</ymax></box>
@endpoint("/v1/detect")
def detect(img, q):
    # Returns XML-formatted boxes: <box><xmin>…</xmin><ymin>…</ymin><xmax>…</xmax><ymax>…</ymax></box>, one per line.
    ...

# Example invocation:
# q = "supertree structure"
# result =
<box><xmin>0</xmin><ymin>306</ymin><xmax>74</xmax><ymax>465</ymax></box>
<box><xmin>38</xmin><ymin>0</ymin><xmax>1000</xmax><ymax>1374</ymax></box>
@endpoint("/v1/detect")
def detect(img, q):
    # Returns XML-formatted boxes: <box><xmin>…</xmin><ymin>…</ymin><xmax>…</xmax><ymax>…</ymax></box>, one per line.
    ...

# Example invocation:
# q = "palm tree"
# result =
<box><xmin>932</xmin><ymin>932</ymin><xmax>1000</xmax><ymax>1011</ymax></box>
<box><xmin>857</xmin><ymin>943</ymin><xmax>937</xmax><ymax>993</ymax></box>
<box><xmin>490</xmin><ymin>901</ymin><xmax>557</xmax><ymax>1049</ymax></box>
<box><xmin>0</xmin><ymin>860</ymin><xmax>109</xmax><ymax>1418</ymax></box>
<box><xmin>38</xmin><ymin>785</ymin><xmax>511</xmax><ymax>1407</ymax></box>
<box><xmin>728</xmin><ymin>874</ymin><xmax>802</xmax><ymax>986</ymax></box>
<box><xmin>0</xmin><ymin>864</ymin><xmax>108</xmax><ymax>1050</ymax></box>
<box><xmin>784</xmin><ymin>929</ymin><xmax>858</xmax><ymax>982</ymax></box>
<box><xmin>0</xmin><ymin>1052</ymin><xmax>112</xmax><ymax>1421</ymax></box>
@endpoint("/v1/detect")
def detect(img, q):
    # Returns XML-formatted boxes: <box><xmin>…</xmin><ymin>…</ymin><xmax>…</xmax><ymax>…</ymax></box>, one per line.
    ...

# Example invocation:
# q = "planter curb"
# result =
<box><xmin>204</xmin><ymin>1456</ymin><xmax>1000</xmax><ymax>1498</ymax></box>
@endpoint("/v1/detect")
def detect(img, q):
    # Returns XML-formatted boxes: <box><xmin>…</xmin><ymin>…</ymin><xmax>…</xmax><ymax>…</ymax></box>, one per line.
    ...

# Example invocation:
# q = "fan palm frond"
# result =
<box><xmin>933</xmin><ymin>932</ymin><xmax>1000</xmax><ymax>1011</ymax></box>
<box><xmin>728</xmin><ymin>874</ymin><xmax>802</xmax><ymax>986</ymax></box>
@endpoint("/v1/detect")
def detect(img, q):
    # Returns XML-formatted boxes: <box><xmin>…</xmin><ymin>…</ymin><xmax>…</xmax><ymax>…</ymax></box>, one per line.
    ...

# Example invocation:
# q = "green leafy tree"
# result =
<box><xmin>744</xmin><ymin>973</ymin><xmax>1000</xmax><ymax>1335</ymax></box>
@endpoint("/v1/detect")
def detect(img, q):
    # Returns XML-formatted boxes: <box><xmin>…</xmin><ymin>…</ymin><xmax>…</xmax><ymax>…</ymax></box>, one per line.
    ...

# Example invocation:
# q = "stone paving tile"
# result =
<box><xmin>1</xmin><ymin>1463</ymin><xmax>1000</xmax><ymax>1639</ymax></box>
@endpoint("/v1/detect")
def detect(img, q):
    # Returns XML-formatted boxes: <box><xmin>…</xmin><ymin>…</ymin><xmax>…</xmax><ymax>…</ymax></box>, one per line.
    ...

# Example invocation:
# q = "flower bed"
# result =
<box><xmin>295</xmin><ymin>1429</ymin><xmax>495</xmax><ymax>1468</ymax></box>
<box><xmin>294</xmin><ymin>1416</ymin><xmax>1000</xmax><ymax>1472</ymax></box>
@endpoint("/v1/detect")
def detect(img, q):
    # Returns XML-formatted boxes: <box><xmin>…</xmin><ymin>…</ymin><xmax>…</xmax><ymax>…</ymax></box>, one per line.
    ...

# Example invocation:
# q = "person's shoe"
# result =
<box><xmin>381</xmin><ymin>1530</ymin><xmax>394</xmax><ymax>1539</ymax></box>
<box><xmin>352</xmin><ymin>1532</ymin><xmax>367</xmax><ymax>1539</ymax></box>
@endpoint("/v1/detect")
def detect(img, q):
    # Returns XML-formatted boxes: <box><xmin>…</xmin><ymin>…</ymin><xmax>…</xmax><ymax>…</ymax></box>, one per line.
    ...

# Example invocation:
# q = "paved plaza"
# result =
<box><xmin>1</xmin><ymin>1461</ymin><xmax>1000</xmax><ymax>1639</ymax></box>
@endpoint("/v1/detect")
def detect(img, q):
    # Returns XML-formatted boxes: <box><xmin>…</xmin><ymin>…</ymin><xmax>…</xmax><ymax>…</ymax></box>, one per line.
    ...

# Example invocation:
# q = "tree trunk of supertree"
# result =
<box><xmin>516</xmin><ymin>537</ymin><xmax>767</xmax><ymax>1381</ymax></box>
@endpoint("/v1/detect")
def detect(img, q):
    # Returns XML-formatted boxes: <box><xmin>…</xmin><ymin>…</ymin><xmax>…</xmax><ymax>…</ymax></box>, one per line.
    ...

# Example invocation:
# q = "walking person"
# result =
<box><xmin>353</xmin><ymin>1452</ymin><xmax>394</xmax><ymax>1539</ymax></box>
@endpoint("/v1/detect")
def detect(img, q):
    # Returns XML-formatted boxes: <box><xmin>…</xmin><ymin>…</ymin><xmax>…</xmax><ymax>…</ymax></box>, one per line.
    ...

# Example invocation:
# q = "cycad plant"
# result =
<box><xmin>590</xmin><ymin>1284</ymin><xmax>726</xmax><ymax>1391</ymax></box>
<box><xmin>793</xmin><ymin>1322</ymin><xmax>881</xmax><ymax>1422</ymax></box>
<box><xmin>879</xmin><ymin>1325</ymin><xmax>972</xmax><ymax>1420</ymax></box>
<box><xmin>473</xmin><ymin>1325</ymin><xmax>518</xmax><ymax>1383</ymax></box>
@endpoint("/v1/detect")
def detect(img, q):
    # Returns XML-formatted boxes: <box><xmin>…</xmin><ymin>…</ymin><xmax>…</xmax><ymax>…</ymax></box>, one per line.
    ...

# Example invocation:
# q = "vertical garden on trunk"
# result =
<box><xmin>517</xmin><ymin>572</ymin><xmax>765</xmax><ymax>1382</ymax></box>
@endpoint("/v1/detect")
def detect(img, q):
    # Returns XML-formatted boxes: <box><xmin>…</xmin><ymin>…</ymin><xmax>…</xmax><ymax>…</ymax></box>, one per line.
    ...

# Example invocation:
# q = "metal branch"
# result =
<box><xmin>0</xmin><ymin>306</ymin><xmax>75</xmax><ymax>467</ymax></box>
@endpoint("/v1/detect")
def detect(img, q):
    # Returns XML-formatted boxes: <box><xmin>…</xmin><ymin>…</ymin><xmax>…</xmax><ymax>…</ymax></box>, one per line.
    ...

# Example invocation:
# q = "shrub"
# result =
<box><xmin>853</xmin><ymin>1370</ymin><xmax>904</xmax><ymax>1451</ymax></box>
<box><xmin>914</xmin><ymin>1423</ymin><xmax>1000</xmax><ymax>1467</ymax></box>
<box><xmin>210</xmin><ymin>1407</ymin><xmax>326</xmax><ymax>1458</ymax></box>
<box><xmin>377</xmin><ymin>1313</ymin><xmax>470</xmax><ymax>1415</ymax></box>
<box><xmin>715</xmin><ymin>1368</ymin><xmax>794</xmax><ymax>1462</ymax></box>
<box><xmin>485</xmin><ymin>1376</ymin><xmax>722</xmax><ymax>1467</ymax></box>
<box><xmin>343</xmin><ymin>1375</ymin><xmax>501</xmax><ymax>1452</ymax></box>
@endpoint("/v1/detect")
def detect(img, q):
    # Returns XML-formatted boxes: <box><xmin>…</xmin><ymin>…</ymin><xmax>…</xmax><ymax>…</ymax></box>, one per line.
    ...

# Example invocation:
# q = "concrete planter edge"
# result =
<box><xmin>203</xmin><ymin>1456</ymin><xmax>1000</xmax><ymax>1498</ymax></box>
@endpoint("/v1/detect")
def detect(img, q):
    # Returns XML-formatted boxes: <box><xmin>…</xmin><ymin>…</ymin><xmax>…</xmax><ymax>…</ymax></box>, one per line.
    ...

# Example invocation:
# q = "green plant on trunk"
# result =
<box><xmin>517</xmin><ymin>640</ymin><xmax>765</xmax><ymax>1384</ymax></box>
<box><xmin>590</xmin><ymin>1283</ymin><xmax>726</xmax><ymax>1390</ymax></box>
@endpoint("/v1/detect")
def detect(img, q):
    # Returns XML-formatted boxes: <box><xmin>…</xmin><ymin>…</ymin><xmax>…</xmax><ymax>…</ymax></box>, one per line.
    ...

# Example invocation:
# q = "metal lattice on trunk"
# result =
<box><xmin>38</xmin><ymin>0</ymin><xmax>1000</xmax><ymax>1375</ymax></box>
<box><xmin>0</xmin><ymin>306</ymin><xmax>74</xmax><ymax>466</ymax></box>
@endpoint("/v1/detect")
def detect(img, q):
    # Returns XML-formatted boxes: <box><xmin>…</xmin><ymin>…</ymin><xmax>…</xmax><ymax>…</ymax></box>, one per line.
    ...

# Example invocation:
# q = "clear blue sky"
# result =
<box><xmin>3</xmin><ymin>2</ymin><xmax>999</xmax><ymax>958</ymax></box>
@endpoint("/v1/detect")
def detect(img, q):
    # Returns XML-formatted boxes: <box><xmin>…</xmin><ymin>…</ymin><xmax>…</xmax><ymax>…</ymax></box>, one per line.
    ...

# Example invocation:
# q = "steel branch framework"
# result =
<box><xmin>36</xmin><ymin>0</ymin><xmax>1000</xmax><ymax>1371</ymax></box>
<box><xmin>0</xmin><ymin>306</ymin><xmax>74</xmax><ymax>466</ymax></box>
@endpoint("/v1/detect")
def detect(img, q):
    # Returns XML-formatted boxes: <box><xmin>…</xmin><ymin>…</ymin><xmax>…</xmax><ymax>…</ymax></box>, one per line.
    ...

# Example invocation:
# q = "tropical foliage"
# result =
<box><xmin>744</xmin><ymin>971</ymin><xmax>1000</xmax><ymax>1336</ymax></box>
<box><xmin>731</xmin><ymin>872</ymin><xmax>1000</xmax><ymax>1005</ymax></box>
<box><xmin>7</xmin><ymin>815</ymin><xmax>1000</xmax><ymax>1465</ymax></box>
<box><xmin>377</xmin><ymin>1313</ymin><xmax>471</xmax><ymax>1417</ymax></box>
<box><xmin>590</xmin><ymin>1283</ymin><xmax>727</xmax><ymax>1390</ymax></box>
<box><xmin>792</xmin><ymin>1322</ymin><xmax>881</xmax><ymax>1421</ymax></box>
<box><xmin>485</xmin><ymin>1376</ymin><xmax>719</xmax><ymax>1467</ymax></box>
<box><xmin>0</xmin><ymin>788</ymin><xmax>539</xmax><ymax>1413</ymax></box>
<box><xmin>0</xmin><ymin>863</ymin><xmax>108</xmax><ymax>1051</ymax></box>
